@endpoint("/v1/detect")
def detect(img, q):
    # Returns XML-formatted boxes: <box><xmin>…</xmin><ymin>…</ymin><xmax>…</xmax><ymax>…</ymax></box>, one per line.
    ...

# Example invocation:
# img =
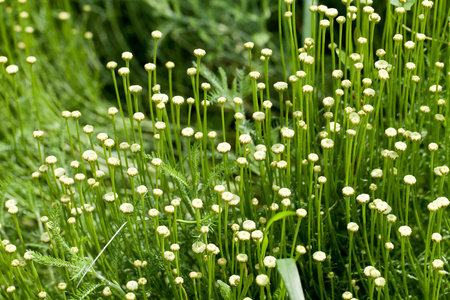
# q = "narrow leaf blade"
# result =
<box><xmin>277</xmin><ymin>258</ymin><xmax>305</xmax><ymax>300</ymax></box>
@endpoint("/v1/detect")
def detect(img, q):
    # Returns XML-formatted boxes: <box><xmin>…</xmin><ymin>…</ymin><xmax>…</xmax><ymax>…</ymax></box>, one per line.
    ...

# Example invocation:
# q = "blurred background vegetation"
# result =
<box><xmin>0</xmin><ymin>0</ymin><xmax>391</xmax><ymax>208</ymax></box>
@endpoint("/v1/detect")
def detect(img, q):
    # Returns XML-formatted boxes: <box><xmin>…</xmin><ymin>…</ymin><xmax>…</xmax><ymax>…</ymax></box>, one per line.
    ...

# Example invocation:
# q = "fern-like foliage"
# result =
<box><xmin>233</xmin><ymin>68</ymin><xmax>251</xmax><ymax>98</ymax></box>
<box><xmin>202</xmin><ymin>159</ymin><xmax>237</xmax><ymax>206</ymax></box>
<box><xmin>71</xmin><ymin>282</ymin><xmax>104</xmax><ymax>300</ymax></box>
<box><xmin>195</xmin><ymin>62</ymin><xmax>252</xmax><ymax>103</ymax></box>
<box><xmin>145</xmin><ymin>152</ymin><xmax>194</xmax><ymax>214</ymax></box>
<box><xmin>149</xmin><ymin>154</ymin><xmax>190</xmax><ymax>189</ymax></box>
<box><xmin>29</xmin><ymin>250</ymin><xmax>82</xmax><ymax>269</ymax></box>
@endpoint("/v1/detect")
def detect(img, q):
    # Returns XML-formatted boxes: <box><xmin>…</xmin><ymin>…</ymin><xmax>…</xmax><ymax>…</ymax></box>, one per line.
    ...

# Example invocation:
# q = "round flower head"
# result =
<box><xmin>253</xmin><ymin>151</ymin><xmax>266</xmax><ymax>161</ymax></box>
<box><xmin>96</xmin><ymin>133</ymin><xmax>108</xmax><ymax>142</ymax></box>
<box><xmin>156</xmin><ymin>225</ymin><xmax>169</xmax><ymax>237</ymax></box>
<box><xmin>403</xmin><ymin>175</ymin><xmax>416</xmax><ymax>185</ymax></box>
<box><xmin>347</xmin><ymin>222</ymin><xmax>359</xmax><ymax>232</ymax></box>
<box><xmin>342</xmin><ymin>186</ymin><xmax>354</xmax><ymax>196</ymax></box>
<box><xmin>126</xmin><ymin>293</ymin><xmax>136</xmax><ymax>300</ymax></box>
<box><xmin>271</xmin><ymin>143</ymin><xmax>285</xmax><ymax>154</ymax></box>
<box><xmin>242</xmin><ymin>220</ymin><xmax>256</xmax><ymax>231</ymax></box>
<box><xmin>201</xmin><ymin>83</ymin><xmax>211</xmax><ymax>91</ymax></box>
<box><xmin>436</xmin><ymin>197</ymin><xmax>449</xmax><ymax>207</ymax></box>
<box><xmin>103</xmin><ymin>192</ymin><xmax>118</xmax><ymax>202</ymax></box>
<box><xmin>45</xmin><ymin>155</ymin><xmax>57</xmax><ymax>165</ymax></box>
<box><xmin>155</xmin><ymin>121</ymin><xmax>166</xmax><ymax>130</ymax></box>
<box><xmin>191</xmin><ymin>198</ymin><xmax>203</xmax><ymax>209</ymax></box>
<box><xmin>108</xmin><ymin>107</ymin><xmax>119</xmax><ymax>116</ymax></box>
<box><xmin>217</xmin><ymin>142</ymin><xmax>231</xmax><ymax>153</ymax></box>
<box><xmin>5</xmin><ymin>244</ymin><xmax>16</xmax><ymax>253</ymax></box>
<box><xmin>432</xmin><ymin>233</ymin><xmax>442</xmax><ymax>243</ymax></box>
<box><xmin>192</xmin><ymin>241</ymin><xmax>206</xmax><ymax>254</ymax></box>
<box><xmin>144</xmin><ymin>63</ymin><xmax>156</xmax><ymax>72</ymax></box>
<box><xmin>103</xmin><ymin>287</ymin><xmax>112</xmax><ymax>296</ymax></box>
<box><xmin>263</xmin><ymin>256</ymin><xmax>277</xmax><ymax>268</ymax></box>
<box><xmin>165</xmin><ymin>61</ymin><xmax>175</xmax><ymax>69</ymax></box>
<box><xmin>249</xmin><ymin>71</ymin><xmax>260</xmax><ymax>79</ymax></box>
<box><xmin>234</xmin><ymin>112</ymin><xmax>243</xmax><ymax>120</ymax></box>
<box><xmin>106</xmin><ymin>61</ymin><xmax>117</xmax><ymax>69</ymax></box>
<box><xmin>172</xmin><ymin>96</ymin><xmax>184</xmax><ymax>105</ymax></box>
<box><xmin>6</xmin><ymin>64</ymin><xmax>19</xmax><ymax>75</ymax></box>
<box><xmin>282</xmin><ymin>128</ymin><xmax>295</xmax><ymax>139</ymax></box>
<box><xmin>83</xmin><ymin>125</ymin><xmax>94</xmax><ymax>134</ymax></box>
<box><xmin>118</xmin><ymin>67</ymin><xmax>130</xmax><ymax>76</ymax></box>
<box><xmin>126</xmin><ymin>280</ymin><xmax>138</xmax><ymax>291</ymax></box>
<box><xmin>251</xmin><ymin>230</ymin><xmax>263</xmax><ymax>241</ymax></box>
<box><xmin>428</xmin><ymin>143</ymin><xmax>438</xmax><ymax>151</ymax></box>
<box><xmin>236</xmin><ymin>253</ymin><xmax>248</xmax><ymax>263</ymax></box>
<box><xmin>323</xmin><ymin>97</ymin><xmax>335</xmax><ymax>107</ymax></box>
<box><xmin>121</xmin><ymin>51</ymin><xmax>133</xmax><ymax>61</ymax></box>
<box><xmin>187</xmin><ymin>68</ymin><xmax>197</xmax><ymax>76</ymax></box>
<box><xmin>230</xmin><ymin>195</ymin><xmax>240</xmax><ymax>206</ymax></box>
<box><xmin>120</xmin><ymin>203</ymin><xmax>134</xmax><ymax>214</ymax></box>
<box><xmin>278</xmin><ymin>188</ymin><xmax>291</xmax><ymax>198</ymax></box>
<box><xmin>428</xmin><ymin>202</ymin><xmax>439</xmax><ymax>212</ymax></box>
<box><xmin>127</xmin><ymin>167</ymin><xmax>139</xmax><ymax>177</ymax></box>
<box><xmin>129</xmin><ymin>85</ymin><xmax>142</xmax><ymax>94</ymax></box>
<box><xmin>296</xmin><ymin>208</ymin><xmax>307</xmax><ymax>218</ymax></box>
<box><xmin>432</xmin><ymin>259</ymin><xmax>444</xmax><ymax>269</ymax></box>
<box><xmin>164</xmin><ymin>251</ymin><xmax>176</xmax><ymax>261</ymax></box>
<box><xmin>107</xmin><ymin>157</ymin><xmax>120</xmax><ymax>166</ymax></box>
<box><xmin>256</xmin><ymin>274</ymin><xmax>270</xmax><ymax>287</ymax></box>
<box><xmin>398</xmin><ymin>225</ymin><xmax>412</xmax><ymax>237</ymax></box>
<box><xmin>313</xmin><ymin>251</ymin><xmax>326</xmax><ymax>262</ymax></box>
<box><xmin>181</xmin><ymin>127</ymin><xmax>194</xmax><ymax>137</ymax></box>
<box><xmin>151</xmin><ymin>30</ymin><xmax>162</xmax><ymax>39</ymax></box>
<box><xmin>239</xmin><ymin>134</ymin><xmax>252</xmax><ymax>144</ymax></box>
<box><xmin>5</xmin><ymin>199</ymin><xmax>18</xmax><ymax>209</ymax></box>
<box><xmin>244</xmin><ymin>41</ymin><xmax>254</xmax><ymax>49</ymax></box>
<box><xmin>194</xmin><ymin>132</ymin><xmax>203</xmax><ymax>140</ymax></box>
<box><xmin>136</xmin><ymin>185</ymin><xmax>148</xmax><ymax>195</ymax></box>
<box><xmin>221</xmin><ymin>192</ymin><xmax>234</xmax><ymax>202</ymax></box>
<box><xmin>321</xmin><ymin>138</ymin><xmax>334</xmax><ymax>149</ymax></box>
<box><xmin>194</xmin><ymin>48</ymin><xmax>206</xmax><ymax>57</ymax></box>
<box><xmin>252</xmin><ymin>111</ymin><xmax>266</xmax><ymax>122</ymax></box>
<box><xmin>214</xmin><ymin>184</ymin><xmax>226</xmax><ymax>194</ymax></box>
<box><xmin>371</xmin><ymin>169</ymin><xmax>383</xmax><ymax>178</ymax></box>
<box><xmin>342</xmin><ymin>292</ymin><xmax>353</xmax><ymax>300</ymax></box>
<box><xmin>273</xmin><ymin>81</ymin><xmax>288</xmax><ymax>92</ymax></box>
<box><xmin>229</xmin><ymin>275</ymin><xmax>240</xmax><ymax>286</ymax></box>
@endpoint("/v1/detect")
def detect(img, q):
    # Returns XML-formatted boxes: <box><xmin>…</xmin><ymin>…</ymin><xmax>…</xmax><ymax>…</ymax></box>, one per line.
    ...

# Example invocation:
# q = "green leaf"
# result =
<box><xmin>29</xmin><ymin>250</ymin><xmax>82</xmax><ymax>270</ymax></box>
<box><xmin>217</xmin><ymin>280</ymin><xmax>232</xmax><ymax>300</ymax></box>
<box><xmin>277</xmin><ymin>259</ymin><xmax>306</xmax><ymax>300</ymax></box>
<box><xmin>261</xmin><ymin>211</ymin><xmax>296</xmax><ymax>255</ymax></box>
<box><xmin>390</xmin><ymin>0</ymin><xmax>416</xmax><ymax>10</ymax></box>
<box><xmin>72</xmin><ymin>282</ymin><xmax>104</xmax><ymax>300</ymax></box>
<box><xmin>335</xmin><ymin>48</ymin><xmax>350</xmax><ymax>67</ymax></box>
<box><xmin>240</xmin><ymin>273</ymin><xmax>253</xmax><ymax>300</ymax></box>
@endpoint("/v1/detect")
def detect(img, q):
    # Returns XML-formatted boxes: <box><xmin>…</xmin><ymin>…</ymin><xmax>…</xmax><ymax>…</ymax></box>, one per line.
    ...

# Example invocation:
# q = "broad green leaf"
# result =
<box><xmin>277</xmin><ymin>258</ymin><xmax>306</xmax><ymax>300</ymax></box>
<box><xmin>217</xmin><ymin>280</ymin><xmax>232</xmax><ymax>300</ymax></box>
<box><xmin>335</xmin><ymin>48</ymin><xmax>350</xmax><ymax>67</ymax></box>
<box><xmin>390</xmin><ymin>0</ymin><xmax>416</xmax><ymax>10</ymax></box>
